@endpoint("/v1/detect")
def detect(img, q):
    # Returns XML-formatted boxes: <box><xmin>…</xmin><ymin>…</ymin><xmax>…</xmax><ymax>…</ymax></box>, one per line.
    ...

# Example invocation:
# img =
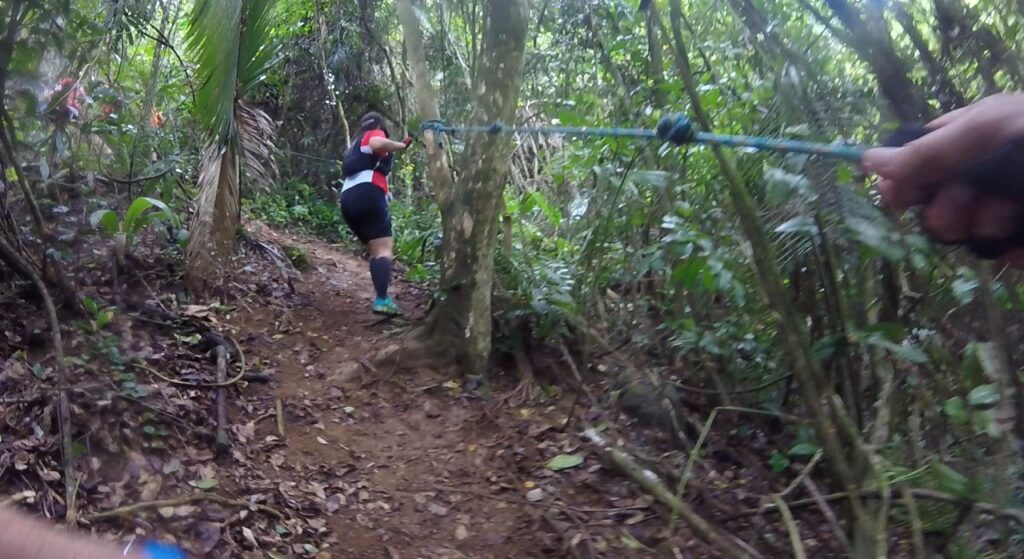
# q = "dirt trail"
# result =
<box><xmin>228</xmin><ymin>228</ymin><xmax>630</xmax><ymax>559</ymax></box>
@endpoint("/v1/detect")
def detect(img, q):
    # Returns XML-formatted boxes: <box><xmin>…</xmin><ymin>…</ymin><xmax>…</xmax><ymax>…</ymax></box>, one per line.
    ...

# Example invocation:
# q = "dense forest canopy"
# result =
<box><xmin>0</xmin><ymin>0</ymin><xmax>1023</xmax><ymax>557</ymax></box>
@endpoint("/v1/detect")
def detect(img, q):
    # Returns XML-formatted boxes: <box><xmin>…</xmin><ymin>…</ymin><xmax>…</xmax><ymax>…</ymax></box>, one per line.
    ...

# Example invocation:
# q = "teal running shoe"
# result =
<box><xmin>372</xmin><ymin>297</ymin><xmax>403</xmax><ymax>316</ymax></box>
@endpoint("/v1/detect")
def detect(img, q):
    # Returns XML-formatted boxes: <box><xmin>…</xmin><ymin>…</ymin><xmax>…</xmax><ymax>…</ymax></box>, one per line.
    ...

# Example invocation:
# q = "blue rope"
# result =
<box><xmin>421</xmin><ymin>114</ymin><xmax>866</xmax><ymax>162</ymax></box>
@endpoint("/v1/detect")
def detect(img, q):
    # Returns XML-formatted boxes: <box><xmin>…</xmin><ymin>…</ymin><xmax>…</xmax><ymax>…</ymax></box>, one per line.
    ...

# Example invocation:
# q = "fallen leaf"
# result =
<box><xmin>546</xmin><ymin>454</ymin><xmax>584</xmax><ymax>472</ymax></box>
<box><xmin>196</xmin><ymin>521</ymin><xmax>222</xmax><ymax>554</ymax></box>
<box><xmin>428</xmin><ymin>503</ymin><xmax>449</xmax><ymax>516</ymax></box>
<box><xmin>191</xmin><ymin>478</ymin><xmax>219</xmax><ymax>490</ymax></box>
<box><xmin>141</xmin><ymin>474</ymin><xmax>164</xmax><ymax>500</ymax></box>
<box><xmin>242</xmin><ymin>526</ymin><xmax>259</xmax><ymax>548</ymax></box>
<box><xmin>326</xmin><ymin>494</ymin><xmax>344</xmax><ymax>513</ymax></box>
<box><xmin>423</xmin><ymin>400</ymin><xmax>442</xmax><ymax>418</ymax></box>
<box><xmin>316</xmin><ymin>437</ymin><xmax>329</xmax><ymax>445</ymax></box>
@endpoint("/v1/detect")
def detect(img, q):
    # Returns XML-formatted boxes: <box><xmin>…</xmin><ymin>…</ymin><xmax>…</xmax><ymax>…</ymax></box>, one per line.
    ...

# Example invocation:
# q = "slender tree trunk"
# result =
<box><xmin>893</xmin><ymin>2</ymin><xmax>966</xmax><ymax>111</ymax></box>
<box><xmin>314</xmin><ymin>0</ymin><xmax>350</xmax><ymax>148</ymax></box>
<box><xmin>824</xmin><ymin>0</ymin><xmax>934</xmax><ymax>121</ymax></box>
<box><xmin>132</xmin><ymin>0</ymin><xmax>178</xmax><ymax>175</ymax></box>
<box><xmin>359</xmin><ymin>0</ymin><xmax>407</xmax><ymax>132</ymax></box>
<box><xmin>396</xmin><ymin>0</ymin><xmax>455</xmax><ymax>207</ymax></box>
<box><xmin>642</xmin><ymin>2</ymin><xmax>669</xmax><ymax>108</ymax></box>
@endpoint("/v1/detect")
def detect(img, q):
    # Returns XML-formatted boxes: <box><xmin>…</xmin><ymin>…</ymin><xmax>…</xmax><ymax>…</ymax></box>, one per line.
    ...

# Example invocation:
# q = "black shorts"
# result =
<box><xmin>340</xmin><ymin>183</ymin><xmax>392</xmax><ymax>243</ymax></box>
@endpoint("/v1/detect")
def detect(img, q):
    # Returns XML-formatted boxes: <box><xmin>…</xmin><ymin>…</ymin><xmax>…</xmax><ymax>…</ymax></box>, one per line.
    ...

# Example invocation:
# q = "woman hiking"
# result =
<box><xmin>340</xmin><ymin>112</ymin><xmax>413</xmax><ymax>316</ymax></box>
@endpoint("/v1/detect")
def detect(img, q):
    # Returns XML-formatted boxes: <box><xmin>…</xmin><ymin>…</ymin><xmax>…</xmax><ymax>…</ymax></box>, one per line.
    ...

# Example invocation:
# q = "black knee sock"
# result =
<box><xmin>369</xmin><ymin>257</ymin><xmax>392</xmax><ymax>300</ymax></box>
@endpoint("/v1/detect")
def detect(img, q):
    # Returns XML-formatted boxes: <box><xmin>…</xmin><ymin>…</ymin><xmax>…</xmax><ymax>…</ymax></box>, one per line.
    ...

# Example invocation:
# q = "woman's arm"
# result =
<box><xmin>368</xmin><ymin>135</ymin><xmax>413</xmax><ymax>153</ymax></box>
<box><xmin>0</xmin><ymin>507</ymin><xmax>147</xmax><ymax>559</ymax></box>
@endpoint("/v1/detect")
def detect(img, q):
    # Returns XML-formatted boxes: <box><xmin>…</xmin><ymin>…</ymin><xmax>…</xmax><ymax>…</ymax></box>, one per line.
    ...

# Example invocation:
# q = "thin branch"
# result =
<box><xmin>771</xmin><ymin>494</ymin><xmax>807</xmax><ymax>559</ymax></box>
<box><xmin>0</xmin><ymin>235</ymin><xmax>76</xmax><ymax>524</ymax></box>
<box><xmin>724</xmin><ymin>488</ymin><xmax>1024</xmax><ymax>528</ymax></box>
<box><xmin>136</xmin><ymin>337</ymin><xmax>246</xmax><ymax>388</ymax></box>
<box><xmin>83</xmin><ymin>492</ymin><xmax>284</xmax><ymax>523</ymax></box>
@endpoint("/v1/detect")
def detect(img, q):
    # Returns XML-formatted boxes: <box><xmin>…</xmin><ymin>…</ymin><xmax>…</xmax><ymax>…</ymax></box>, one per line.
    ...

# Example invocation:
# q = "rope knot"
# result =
<box><xmin>656</xmin><ymin>114</ymin><xmax>696</xmax><ymax>145</ymax></box>
<box><xmin>420</xmin><ymin>119</ymin><xmax>446</xmax><ymax>134</ymax></box>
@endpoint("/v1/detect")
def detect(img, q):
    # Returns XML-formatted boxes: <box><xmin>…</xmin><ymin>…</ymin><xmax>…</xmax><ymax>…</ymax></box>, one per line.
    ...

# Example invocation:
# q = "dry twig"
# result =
<box><xmin>137</xmin><ymin>336</ymin><xmax>247</xmax><ymax>388</ymax></box>
<box><xmin>83</xmin><ymin>492</ymin><xmax>284</xmax><ymax>523</ymax></box>
<box><xmin>582</xmin><ymin>428</ymin><xmax>760</xmax><ymax>559</ymax></box>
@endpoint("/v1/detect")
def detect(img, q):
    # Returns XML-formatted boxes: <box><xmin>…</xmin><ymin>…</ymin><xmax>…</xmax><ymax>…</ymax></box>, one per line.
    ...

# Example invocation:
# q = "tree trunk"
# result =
<box><xmin>314</xmin><ymin>0</ymin><xmax>350</xmax><ymax>148</ymax></box>
<box><xmin>133</xmin><ymin>0</ymin><xmax>178</xmax><ymax>175</ymax></box>
<box><xmin>643</xmin><ymin>2</ymin><xmax>669</xmax><ymax>108</ymax></box>
<box><xmin>893</xmin><ymin>2</ymin><xmax>966</xmax><ymax>112</ymax></box>
<box><xmin>359</xmin><ymin>0</ymin><xmax>407</xmax><ymax>133</ymax></box>
<box><xmin>824</xmin><ymin>0</ymin><xmax>934</xmax><ymax>122</ymax></box>
<box><xmin>430</xmin><ymin>0</ymin><xmax>530</xmax><ymax>375</ymax></box>
<box><xmin>934</xmin><ymin>0</ymin><xmax>1024</xmax><ymax>91</ymax></box>
<box><xmin>394</xmin><ymin>0</ymin><xmax>529</xmax><ymax>375</ymax></box>
<box><xmin>396</xmin><ymin>0</ymin><xmax>456</xmax><ymax>207</ymax></box>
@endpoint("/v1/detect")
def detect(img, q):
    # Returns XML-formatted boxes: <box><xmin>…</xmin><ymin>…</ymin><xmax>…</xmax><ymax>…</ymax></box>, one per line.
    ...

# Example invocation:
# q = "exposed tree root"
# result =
<box><xmin>505</xmin><ymin>348</ymin><xmax>540</xmax><ymax>405</ymax></box>
<box><xmin>582</xmin><ymin>428</ymin><xmax>761</xmax><ymax>559</ymax></box>
<box><xmin>373</xmin><ymin>328</ymin><xmax>455</xmax><ymax>371</ymax></box>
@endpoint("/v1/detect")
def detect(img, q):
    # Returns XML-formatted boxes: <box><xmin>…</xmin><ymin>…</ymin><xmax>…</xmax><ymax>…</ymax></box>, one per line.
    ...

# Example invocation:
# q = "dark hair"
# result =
<box><xmin>358</xmin><ymin>112</ymin><xmax>388</xmax><ymax>136</ymax></box>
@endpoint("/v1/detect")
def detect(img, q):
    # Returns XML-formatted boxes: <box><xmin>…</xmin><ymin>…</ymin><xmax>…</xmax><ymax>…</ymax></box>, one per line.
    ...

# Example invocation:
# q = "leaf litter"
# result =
<box><xmin>1</xmin><ymin>223</ymin><xmax>814</xmax><ymax>557</ymax></box>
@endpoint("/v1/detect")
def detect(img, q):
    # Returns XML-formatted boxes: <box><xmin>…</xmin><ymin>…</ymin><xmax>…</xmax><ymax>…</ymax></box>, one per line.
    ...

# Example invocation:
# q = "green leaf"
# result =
<box><xmin>844</xmin><ymin>217</ymin><xmax>905</xmax><ymax>261</ymax></box>
<box><xmin>191</xmin><ymin>478</ymin><xmax>219</xmax><ymax>490</ymax></box>
<box><xmin>545</xmin><ymin>453</ymin><xmax>584</xmax><ymax>471</ymax></box>
<box><xmin>863</xmin><ymin>336</ymin><xmax>929</xmax><ymax>364</ymax></box>
<box><xmin>630</xmin><ymin>170</ymin><xmax>672</xmax><ymax>189</ymax></box>
<box><xmin>82</xmin><ymin>297</ymin><xmax>99</xmax><ymax>315</ymax></box>
<box><xmin>942</xmin><ymin>397</ymin><xmax>968</xmax><ymax>425</ymax></box>
<box><xmin>774</xmin><ymin>216</ymin><xmax>817</xmax><ymax>235</ymax></box>
<box><xmin>787</xmin><ymin>443</ymin><xmax>818</xmax><ymax>457</ymax></box>
<box><xmin>525</xmin><ymin>192</ymin><xmax>563</xmax><ymax>227</ymax></box>
<box><xmin>812</xmin><ymin>334</ymin><xmax>844</xmax><ymax>361</ymax></box>
<box><xmin>95</xmin><ymin>309</ymin><xmax>114</xmax><ymax>330</ymax></box>
<box><xmin>188</xmin><ymin>0</ymin><xmax>243</xmax><ymax>140</ymax></box>
<box><xmin>967</xmin><ymin>384</ymin><xmax>1000</xmax><ymax>409</ymax></box>
<box><xmin>929</xmin><ymin>462</ymin><xmax>970</xmax><ymax>498</ymax></box>
<box><xmin>769</xmin><ymin>450</ymin><xmax>790</xmax><ymax>474</ymax></box>
<box><xmin>764</xmin><ymin>166</ymin><xmax>813</xmax><ymax>204</ymax></box>
<box><xmin>89</xmin><ymin>209</ymin><xmax>120</xmax><ymax>236</ymax></box>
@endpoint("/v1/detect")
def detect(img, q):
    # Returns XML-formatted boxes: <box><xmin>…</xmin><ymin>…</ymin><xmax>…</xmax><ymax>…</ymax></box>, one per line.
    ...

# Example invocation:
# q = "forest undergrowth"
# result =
<box><xmin>2</xmin><ymin>0</ymin><xmax>1024</xmax><ymax>557</ymax></box>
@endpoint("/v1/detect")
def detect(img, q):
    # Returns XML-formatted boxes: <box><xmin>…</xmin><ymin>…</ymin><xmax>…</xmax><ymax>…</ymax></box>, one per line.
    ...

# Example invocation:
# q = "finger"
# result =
<box><xmin>873</xmin><ymin>174</ymin><xmax>936</xmax><ymax>211</ymax></box>
<box><xmin>926</xmin><ymin>105</ymin><xmax>971</xmax><ymax>129</ymax></box>
<box><xmin>971</xmin><ymin>197</ymin><xmax>1020</xmax><ymax>240</ymax></box>
<box><xmin>922</xmin><ymin>183</ymin><xmax>976</xmax><ymax>243</ymax></box>
<box><xmin>868</xmin><ymin>99</ymin><xmax>1024</xmax><ymax>192</ymax></box>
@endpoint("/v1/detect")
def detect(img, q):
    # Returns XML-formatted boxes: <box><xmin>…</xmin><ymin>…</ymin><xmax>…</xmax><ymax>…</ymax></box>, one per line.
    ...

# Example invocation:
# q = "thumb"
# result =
<box><xmin>861</xmin><ymin>147</ymin><xmax>910</xmax><ymax>181</ymax></box>
<box><xmin>863</xmin><ymin>147</ymin><xmax>935</xmax><ymax>210</ymax></box>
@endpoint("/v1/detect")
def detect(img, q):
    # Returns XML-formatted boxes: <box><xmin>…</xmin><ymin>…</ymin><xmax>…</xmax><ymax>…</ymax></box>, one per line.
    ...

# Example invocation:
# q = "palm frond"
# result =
<box><xmin>187</xmin><ymin>0</ymin><xmax>242</xmax><ymax>142</ymax></box>
<box><xmin>236</xmin><ymin>101</ymin><xmax>279</xmax><ymax>191</ymax></box>
<box><xmin>186</xmin><ymin>141</ymin><xmax>241</xmax><ymax>291</ymax></box>
<box><xmin>238</xmin><ymin>0</ymin><xmax>280</xmax><ymax>94</ymax></box>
